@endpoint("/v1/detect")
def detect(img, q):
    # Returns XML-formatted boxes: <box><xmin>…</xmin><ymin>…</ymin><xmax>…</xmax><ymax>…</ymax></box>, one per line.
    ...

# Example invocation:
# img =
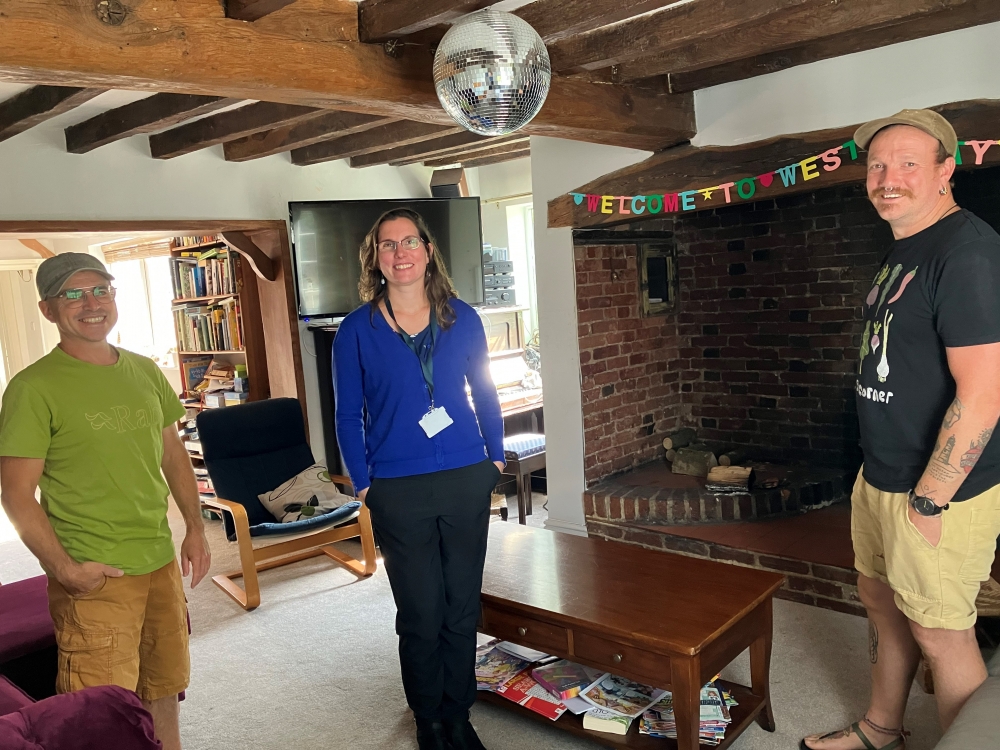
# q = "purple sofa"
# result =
<box><xmin>0</xmin><ymin>677</ymin><xmax>161</xmax><ymax>749</ymax></box>
<box><xmin>0</xmin><ymin>575</ymin><xmax>161</xmax><ymax>749</ymax></box>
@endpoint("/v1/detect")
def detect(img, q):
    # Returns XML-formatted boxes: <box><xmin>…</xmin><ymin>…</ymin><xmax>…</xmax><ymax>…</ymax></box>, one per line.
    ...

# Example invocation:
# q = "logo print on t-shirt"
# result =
<box><xmin>859</xmin><ymin>266</ymin><xmax>919</xmax><ymax>381</ymax></box>
<box><xmin>86</xmin><ymin>404</ymin><xmax>154</xmax><ymax>433</ymax></box>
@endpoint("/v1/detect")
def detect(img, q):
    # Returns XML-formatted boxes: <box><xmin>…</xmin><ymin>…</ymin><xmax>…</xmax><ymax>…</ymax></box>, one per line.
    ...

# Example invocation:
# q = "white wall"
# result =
<box><xmin>0</xmin><ymin>117</ymin><xmax>435</xmax><ymax>456</ymax></box>
<box><xmin>530</xmin><ymin>136</ymin><xmax>650</xmax><ymax>536</ymax></box>
<box><xmin>694</xmin><ymin>21</ymin><xmax>1000</xmax><ymax>146</ymax></box>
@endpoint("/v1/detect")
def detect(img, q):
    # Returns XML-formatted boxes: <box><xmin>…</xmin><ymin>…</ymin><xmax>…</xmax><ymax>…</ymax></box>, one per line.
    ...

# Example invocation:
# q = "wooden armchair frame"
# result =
<box><xmin>201</xmin><ymin>474</ymin><xmax>377</xmax><ymax>611</ymax></box>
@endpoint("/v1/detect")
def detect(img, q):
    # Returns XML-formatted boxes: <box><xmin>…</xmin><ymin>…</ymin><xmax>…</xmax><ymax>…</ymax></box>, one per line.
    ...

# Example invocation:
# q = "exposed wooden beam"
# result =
<box><xmin>548</xmin><ymin>0</ymin><xmax>816</xmax><ymax>73</ymax></box>
<box><xmin>517</xmin><ymin>0</ymin><xmax>687</xmax><ymax>44</ymax></box>
<box><xmin>223</xmin><ymin>112</ymin><xmax>397</xmax><ymax>162</ymax></box>
<box><xmin>226</xmin><ymin>0</ymin><xmax>297</xmax><ymax>22</ymax></box>
<box><xmin>666</xmin><ymin>0</ymin><xmax>1000</xmax><ymax>92</ymax></box>
<box><xmin>0</xmin><ymin>0</ymin><xmax>692</xmax><ymax>151</ymax></box>
<box><xmin>549</xmin><ymin>99</ymin><xmax>1000</xmax><ymax>229</ymax></box>
<box><xmin>0</xmin><ymin>86</ymin><xmax>104</xmax><ymax>143</ymax></box>
<box><xmin>424</xmin><ymin>141</ymin><xmax>530</xmax><ymax>167</ymax></box>
<box><xmin>612</xmin><ymin>0</ymin><xmax>987</xmax><ymax>81</ymax></box>
<box><xmin>349</xmin><ymin>131</ymin><xmax>497</xmax><ymax>168</ymax></box>
<box><xmin>65</xmin><ymin>94</ymin><xmax>239</xmax><ymax>154</ymax></box>
<box><xmin>221</xmin><ymin>232</ymin><xmax>276</xmax><ymax>282</ymax></box>
<box><xmin>149</xmin><ymin>102</ymin><xmax>323</xmax><ymax>159</ymax></box>
<box><xmin>292</xmin><ymin>122</ymin><xmax>462</xmax><ymax>166</ymax></box>
<box><xmin>443</xmin><ymin>148</ymin><xmax>530</xmax><ymax>169</ymax></box>
<box><xmin>359</xmin><ymin>0</ymin><xmax>496</xmax><ymax>43</ymax></box>
<box><xmin>18</xmin><ymin>239</ymin><xmax>55</xmax><ymax>259</ymax></box>
<box><xmin>387</xmin><ymin>134</ymin><xmax>529</xmax><ymax>166</ymax></box>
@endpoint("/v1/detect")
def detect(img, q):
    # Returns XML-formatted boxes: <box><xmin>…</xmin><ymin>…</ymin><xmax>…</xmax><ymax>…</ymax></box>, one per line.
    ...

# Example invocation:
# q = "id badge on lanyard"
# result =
<box><xmin>385</xmin><ymin>297</ymin><xmax>453</xmax><ymax>438</ymax></box>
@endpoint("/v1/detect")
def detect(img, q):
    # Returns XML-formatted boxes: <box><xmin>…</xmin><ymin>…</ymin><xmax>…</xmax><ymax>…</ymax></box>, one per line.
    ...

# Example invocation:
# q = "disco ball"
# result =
<box><xmin>433</xmin><ymin>8</ymin><xmax>551</xmax><ymax>136</ymax></box>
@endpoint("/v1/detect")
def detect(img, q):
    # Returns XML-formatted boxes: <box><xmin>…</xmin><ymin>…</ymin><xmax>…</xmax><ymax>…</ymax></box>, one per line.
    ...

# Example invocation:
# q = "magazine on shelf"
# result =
<box><xmin>494</xmin><ymin>641</ymin><xmax>551</xmax><ymax>663</ymax></box>
<box><xmin>475</xmin><ymin>646</ymin><xmax>529</xmax><ymax>692</ymax></box>
<box><xmin>638</xmin><ymin>683</ymin><xmax>736</xmax><ymax>746</ymax></box>
<box><xmin>495</xmin><ymin>671</ymin><xmax>567</xmax><ymax>721</ymax></box>
<box><xmin>579</xmin><ymin>673</ymin><xmax>662</xmax><ymax>718</ymax></box>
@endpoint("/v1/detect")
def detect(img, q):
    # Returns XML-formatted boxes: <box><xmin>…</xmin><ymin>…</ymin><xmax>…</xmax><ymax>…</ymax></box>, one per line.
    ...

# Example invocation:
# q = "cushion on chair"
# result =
<box><xmin>248</xmin><ymin>502</ymin><xmax>361</xmax><ymax>538</ymax></box>
<box><xmin>503</xmin><ymin>433</ymin><xmax>546</xmax><ymax>461</ymax></box>
<box><xmin>0</xmin><ymin>677</ymin><xmax>33</xmax><ymax>717</ymax></box>
<box><xmin>0</xmin><ymin>685</ymin><xmax>160</xmax><ymax>750</ymax></box>
<box><xmin>197</xmin><ymin>398</ymin><xmax>318</xmax><ymax>541</ymax></box>
<box><xmin>258</xmin><ymin>463</ymin><xmax>354</xmax><ymax>523</ymax></box>
<box><xmin>0</xmin><ymin>576</ymin><xmax>55</xmax><ymax>664</ymax></box>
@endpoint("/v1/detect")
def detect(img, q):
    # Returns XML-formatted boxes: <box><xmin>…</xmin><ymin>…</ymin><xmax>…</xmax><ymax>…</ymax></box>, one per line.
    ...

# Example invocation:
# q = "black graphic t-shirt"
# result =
<box><xmin>856</xmin><ymin>209</ymin><xmax>1000</xmax><ymax>502</ymax></box>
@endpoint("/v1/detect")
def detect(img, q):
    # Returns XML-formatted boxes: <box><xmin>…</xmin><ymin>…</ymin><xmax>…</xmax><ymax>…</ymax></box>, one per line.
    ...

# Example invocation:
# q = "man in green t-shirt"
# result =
<box><xmin>0</xmin><ymin>253</ymin><xmax>210</xmax><ymax>750</ymax></box>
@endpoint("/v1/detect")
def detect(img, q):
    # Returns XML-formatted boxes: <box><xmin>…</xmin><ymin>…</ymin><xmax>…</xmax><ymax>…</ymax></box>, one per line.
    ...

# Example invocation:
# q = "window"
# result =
<box><xmin>107</xmin><ymin>256</ymin><xmax>179</xmax><ymax>367</ymax></box>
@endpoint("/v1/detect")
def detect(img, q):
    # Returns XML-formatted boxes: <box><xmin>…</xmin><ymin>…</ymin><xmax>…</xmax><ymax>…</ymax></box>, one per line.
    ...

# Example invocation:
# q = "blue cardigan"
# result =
<box><xmin>333</xmin><ymin>298</ymin><xmax>504</xmax><ymax>493</ymax></box>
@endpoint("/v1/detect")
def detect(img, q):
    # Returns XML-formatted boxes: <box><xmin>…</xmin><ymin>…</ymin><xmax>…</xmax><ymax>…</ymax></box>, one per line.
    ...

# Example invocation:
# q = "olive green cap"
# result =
<box><xmin>854</xmin><ymin>108</ymin><xmax>958</xmax><ymax>157</ymax></box>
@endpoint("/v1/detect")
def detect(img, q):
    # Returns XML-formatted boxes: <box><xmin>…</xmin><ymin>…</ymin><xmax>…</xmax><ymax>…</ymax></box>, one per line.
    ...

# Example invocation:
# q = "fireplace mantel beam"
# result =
<box><xmin>549</xmin><ymin>99</ymin><xmax>1000</xmax><ymax>229</ymax></box>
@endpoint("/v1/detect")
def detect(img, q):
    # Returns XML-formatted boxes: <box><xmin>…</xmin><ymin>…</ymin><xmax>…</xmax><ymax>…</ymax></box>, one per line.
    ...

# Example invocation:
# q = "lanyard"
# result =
<box><xmin>384</xmin><ymin>297</ymin><xmax>437</xmax><ymax>403</ymax></box>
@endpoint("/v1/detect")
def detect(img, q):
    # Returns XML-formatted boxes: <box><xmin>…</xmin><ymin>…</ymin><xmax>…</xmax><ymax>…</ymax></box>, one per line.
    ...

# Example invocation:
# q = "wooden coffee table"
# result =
<box><xmin>477</xmin><ymin>523</ymin><xmax>785</xmax><ymax>749</ymax></box>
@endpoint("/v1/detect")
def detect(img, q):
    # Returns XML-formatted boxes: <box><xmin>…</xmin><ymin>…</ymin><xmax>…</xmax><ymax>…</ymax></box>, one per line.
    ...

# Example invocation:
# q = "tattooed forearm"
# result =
<box><xmin>869</xmin><ymin>621</ymin><xmax>879</xmax><ymax>664</ymax></box>
<box><xmin>942</xmin><ymin>397</ymin><xmax>963</xmax><ymax>429</ymax></box>
<box><xmin>927</xmin><ymin>435</ymin><xmax>962</xmax><ymax>482</ymax></box>
<box><xmin>960</xmin><ymin>427</ymin><xmax>994</xmax><ymax>474</ymax></box>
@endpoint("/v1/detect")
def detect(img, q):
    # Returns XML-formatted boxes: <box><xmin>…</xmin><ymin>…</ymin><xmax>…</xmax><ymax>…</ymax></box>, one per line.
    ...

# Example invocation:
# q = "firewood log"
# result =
<box><xmin>661</xmin><ymin>428</ymin><xmax>696</xmax><ymax>451</ymax></box>
<box><xmin>719</xmin><ymin>450</ymin><xmax>748</xmax><ymax>467</ymax></box>
<box><xmin>705</xmin><ymin>466</ymin><xmax>754</xmax><ymax>492</ymax></box>
<box><xmin>671</xmin><ymin>447</ymin><xmax>718</xmax><ymax>477</ymax></box>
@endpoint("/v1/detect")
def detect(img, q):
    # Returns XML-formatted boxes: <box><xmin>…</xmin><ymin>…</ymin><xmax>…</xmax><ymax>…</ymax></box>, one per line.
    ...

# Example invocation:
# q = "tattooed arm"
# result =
<box><xmin>911</xmin><ymin>343</ymin><xmax>1000</xmax><ymax>534</ymax></box>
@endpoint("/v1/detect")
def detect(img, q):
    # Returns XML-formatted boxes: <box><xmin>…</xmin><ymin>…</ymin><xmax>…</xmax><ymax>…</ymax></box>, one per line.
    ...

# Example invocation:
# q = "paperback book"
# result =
<box><xmin>475</xmin><ymin>646</ymin><xmax>529</xmax><ymax>692</ymax></box>
<box><xmin>582</xmin><ymin>708</ymin><xmax>633</xmax><ymax>735</ymax></box>
<box><xmin>531</xmin><ymin>660</ymin><xmax>605</xmax><ymax>700</ymax></box>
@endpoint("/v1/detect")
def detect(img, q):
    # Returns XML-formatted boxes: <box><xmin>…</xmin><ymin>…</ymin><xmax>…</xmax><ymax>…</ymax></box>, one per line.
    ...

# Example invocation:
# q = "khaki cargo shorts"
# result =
<box><xmin>47</xmin><ymin>560</ymin><xmax>190</xmax><ymax>701</ymax></box>
<box><xmin>851</xmin><ymin>471</ymin><xmax>1000</xmax><ymax>630</ymax></box>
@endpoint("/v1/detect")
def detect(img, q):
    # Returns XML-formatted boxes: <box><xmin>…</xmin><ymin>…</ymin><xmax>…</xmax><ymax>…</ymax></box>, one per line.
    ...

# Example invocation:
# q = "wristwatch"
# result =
<box><xmin>908</xmin><ymin>491</ymin><xmax>949</xmax><ymax>517</ymax></box>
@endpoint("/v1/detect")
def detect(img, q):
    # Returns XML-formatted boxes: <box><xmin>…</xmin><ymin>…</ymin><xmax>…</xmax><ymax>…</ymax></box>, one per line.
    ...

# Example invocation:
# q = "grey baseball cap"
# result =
<box><xmin>36</xmin><ymin>253</ymin><xmax>114</xmax><ymax>300</ymax></box>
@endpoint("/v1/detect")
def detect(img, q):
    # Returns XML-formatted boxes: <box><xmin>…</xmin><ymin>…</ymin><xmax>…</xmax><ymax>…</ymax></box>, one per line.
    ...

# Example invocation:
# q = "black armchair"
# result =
<box><xmin>196</xmin><ymin>398</ymin><xmax>376</xmax><ymax>611</ymax></box>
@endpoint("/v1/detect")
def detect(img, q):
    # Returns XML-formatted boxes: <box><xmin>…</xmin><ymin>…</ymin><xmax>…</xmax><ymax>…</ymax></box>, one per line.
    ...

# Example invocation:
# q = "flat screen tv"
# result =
<box><xmin>289</xmin><ymin>198</ymin><xmax>484</xmax><ymax>319</ymax></box>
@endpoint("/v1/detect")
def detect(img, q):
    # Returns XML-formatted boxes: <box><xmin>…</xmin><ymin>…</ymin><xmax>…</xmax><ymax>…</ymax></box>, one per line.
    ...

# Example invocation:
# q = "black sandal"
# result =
<box><xmin>799</xmin><ymin>721</ymin><xmax>905</xmax><ymax>750</ymax></box>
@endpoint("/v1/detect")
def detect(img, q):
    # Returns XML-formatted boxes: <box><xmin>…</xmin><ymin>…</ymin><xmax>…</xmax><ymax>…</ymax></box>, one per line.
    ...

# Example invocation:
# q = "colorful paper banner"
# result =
<box><xmin>568</xmin><ymin>139</ymin><xmax>995</xmax><ymax>217</ymax></box>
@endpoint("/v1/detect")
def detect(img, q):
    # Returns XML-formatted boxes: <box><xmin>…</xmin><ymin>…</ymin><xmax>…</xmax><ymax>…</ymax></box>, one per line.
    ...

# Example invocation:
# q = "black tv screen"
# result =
<box><xmin>289</xmin><ymin>198</ymin><xmax>484</xmax><ymax>318</ymax></box>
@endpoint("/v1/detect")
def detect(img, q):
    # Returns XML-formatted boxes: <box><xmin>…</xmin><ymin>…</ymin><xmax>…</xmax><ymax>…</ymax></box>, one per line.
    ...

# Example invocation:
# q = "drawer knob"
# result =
<box><xmin>517</xmin><ymin>626</ymin><xmax>527</xmax><ymax>637</ymax></box>
<box><xmin>612</xmin><ymin>653</ymin><xmax>623</xmax><ymax>664</ymax></box>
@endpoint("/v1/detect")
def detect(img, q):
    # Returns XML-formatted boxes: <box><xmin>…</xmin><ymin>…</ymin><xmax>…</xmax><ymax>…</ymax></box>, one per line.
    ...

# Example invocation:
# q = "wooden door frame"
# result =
<box><xmin>0</xmin><ymin>220</ymin><xmax>308</xmax><ymax>429</ymax></box>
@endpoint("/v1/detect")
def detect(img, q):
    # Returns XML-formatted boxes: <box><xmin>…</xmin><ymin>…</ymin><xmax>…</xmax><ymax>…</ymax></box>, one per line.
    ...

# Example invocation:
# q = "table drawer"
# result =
<box><xmin>573</xmin><ymin>630</ymin><xmax>672</xmax><ymax>685</ymax></box>
<box><xmin>481</xmin><ymin>603</ymin><xmax>569</xmax><ymax>653</ymax></box>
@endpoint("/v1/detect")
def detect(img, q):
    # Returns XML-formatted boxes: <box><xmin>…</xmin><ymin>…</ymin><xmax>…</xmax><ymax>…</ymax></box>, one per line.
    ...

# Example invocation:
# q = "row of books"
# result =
<box><xmin>174</xmin><ymin>235</ymin><xmax>221</xmax><ymax>248</ymax></box>
<box><xmin>474</xmin><ymin>639</ymin><xmax>736</xmax><ymax>743</ymax></box>
<box><xmin>170</xmin><ymin>248</ymin><xmax>239</xmax><ymax>300</ymax></box>
<box><xmin>173</xmin><ymin>298</ymin><xmax>244</xmax><ymax>354</ymax></box>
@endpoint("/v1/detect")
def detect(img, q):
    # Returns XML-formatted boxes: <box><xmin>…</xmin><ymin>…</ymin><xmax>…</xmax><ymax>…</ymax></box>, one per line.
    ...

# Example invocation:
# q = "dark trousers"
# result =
<box><xmin>366</xmin><ymin>459</ymin><xmax>498</xmax><ymax>720</ymax></box>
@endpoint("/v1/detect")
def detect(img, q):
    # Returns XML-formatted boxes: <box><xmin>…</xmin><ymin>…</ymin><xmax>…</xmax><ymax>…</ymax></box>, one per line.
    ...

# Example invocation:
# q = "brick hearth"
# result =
<box><xmin>584</xmin><ymin>460</ymin><xmax>853</xmax><ymax>524</ymax></box>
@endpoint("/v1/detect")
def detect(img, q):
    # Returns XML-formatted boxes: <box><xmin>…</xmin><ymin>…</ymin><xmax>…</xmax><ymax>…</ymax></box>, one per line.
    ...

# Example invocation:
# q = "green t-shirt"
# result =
<box><xmin>0</xmin><ymin>346</ymin><xmax>185</xmax><ymax>575</ymax></box>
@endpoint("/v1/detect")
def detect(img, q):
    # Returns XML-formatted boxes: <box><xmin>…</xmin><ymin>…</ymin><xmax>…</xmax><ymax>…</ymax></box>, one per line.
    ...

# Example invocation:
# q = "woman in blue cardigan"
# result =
<box><xmin>333</xmin><ymin>208</ymin><xmax>504</xmax><ymax>750</ymax></box>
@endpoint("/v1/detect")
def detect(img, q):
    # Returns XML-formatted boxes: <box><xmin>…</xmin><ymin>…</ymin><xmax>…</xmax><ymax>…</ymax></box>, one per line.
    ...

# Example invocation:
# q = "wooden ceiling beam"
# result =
<box><xmin>423</xmin><ymin>140</ymin><xmax>531</xmax><ymax>167</ymax></box>
<box><xmin>349</xmin><ymin>130</ymin><xmax>498</xmax><ymax>168</ymax></box>
<box><xmin>387</xmin><ymin>134</ymin><xmax>529</xmax><ymax>166</ymax></box>
<box><xmin>149</xmin><ymin>102</ymin><xmax>323</xmax><ymax>159</ymax></box>
<box><xmin>548</xmin><ymin>99</ymin><xmax>1000</xmax><ymax>229</ymax></box>
<box><xmin>223</xmin><ymin>112</ymin><xmax>397</xmax><ymax>162</ymax></box>
<box><xmin>547</xmin><ymin>0</ymin><xmax>816</xmax><ymax>73</ymax></box>
<box><xmin>65</xmin><ymin>94</ymin><xmax>240</xmax><ymax>154</ymax></box>
<box><xmin>431</xmin><ymin>147</ymin><xmax>531</xmax><ymax>169</ymax></box>
<box><xmin>0</xmin><ymin>86</ymin><xmax>104</xmax><ymax>143</ymax></box>
<box><xmin>666</xmin><ymin>0</ymin><xmax>1000</xmax><ymax>92</ymax></box>
<box><xmin>225</xmin><ymin>0</ymin><xmax>297</xmax><ymax>22</ymax></box>
<box><xmin>518</xmin><ymin>0</ymin><xmax>690</xmax><ymax>44</ymax></box>
<box><xmin>0</xmin><ymin>0</ymin><xmax>692</xmax><ymax>151</ymax></box>
<box><xmin>359</xmin><ymin>0</ymin><xmax>496</xmax><ymax>43</ymax></box>
<box><xmin>292</xmin><ymin>121</ymin><xmax>462</xmax><ymax>166</ymax></box>
<box><xmin>612</xmin><ymin>0</ymin><xmax>988</xmax><ymax>82</ymax></box>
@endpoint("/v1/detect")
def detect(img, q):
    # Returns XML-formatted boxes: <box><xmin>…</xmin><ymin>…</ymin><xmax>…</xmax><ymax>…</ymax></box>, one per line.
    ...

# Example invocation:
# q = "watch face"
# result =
<box><xmin>913</xmin><ymin>495</ymin><xmax>938</xmax><ymax>516</ymax></box>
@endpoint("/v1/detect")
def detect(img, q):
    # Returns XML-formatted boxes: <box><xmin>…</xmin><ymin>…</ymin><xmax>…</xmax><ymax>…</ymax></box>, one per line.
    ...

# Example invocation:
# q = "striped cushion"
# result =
<box><xmin>503</xmin><ymin>433</ymin><xmax>545</xmax><ymax>460</ymax></box>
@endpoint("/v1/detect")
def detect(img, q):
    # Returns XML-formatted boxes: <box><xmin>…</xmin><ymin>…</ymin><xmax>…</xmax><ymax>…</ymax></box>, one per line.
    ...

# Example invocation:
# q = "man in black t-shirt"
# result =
<box><xmin>803</xmin><ymin>111</ymin><xmax>1000</xmax><ymax>750</ymax></box>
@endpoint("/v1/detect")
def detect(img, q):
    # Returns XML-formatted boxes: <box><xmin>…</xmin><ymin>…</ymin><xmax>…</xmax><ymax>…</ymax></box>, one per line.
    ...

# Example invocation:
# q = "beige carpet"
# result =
<box><xmin>0</xmin><ymin>505</ymin><xmax>945</xmax><ymax>749</ymax></box>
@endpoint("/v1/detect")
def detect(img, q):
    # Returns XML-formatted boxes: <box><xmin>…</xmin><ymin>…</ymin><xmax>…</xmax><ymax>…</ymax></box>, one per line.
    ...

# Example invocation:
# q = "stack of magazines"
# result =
<box><xmin>639</xmin><ymin>682</ymin><xmax>737</xmax><ymax>745</ymax></box>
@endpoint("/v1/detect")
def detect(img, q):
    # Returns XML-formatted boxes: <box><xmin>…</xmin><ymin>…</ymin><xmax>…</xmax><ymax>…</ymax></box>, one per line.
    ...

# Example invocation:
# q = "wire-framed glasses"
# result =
<box><xmin>55</xmin><ymin>285</ymin><xmax>117</xmax><ymax>306</ymax></box>
<box><xmin>377</xmin><ymin>236</ymin><xmax>424</xmax><ymax>254</ymax></box>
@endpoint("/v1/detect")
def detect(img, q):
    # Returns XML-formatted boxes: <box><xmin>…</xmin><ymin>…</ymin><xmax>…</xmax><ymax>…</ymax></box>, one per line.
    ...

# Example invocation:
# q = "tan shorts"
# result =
<box><xmin>47</xmin><ymin>560</ymin><xmax>190</xmax><ymax>701</ymax></box>
<box><xmin>851</xmin><ymin>471</ymin><xmax>1000</xmax><ymax>630</ymax></box>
